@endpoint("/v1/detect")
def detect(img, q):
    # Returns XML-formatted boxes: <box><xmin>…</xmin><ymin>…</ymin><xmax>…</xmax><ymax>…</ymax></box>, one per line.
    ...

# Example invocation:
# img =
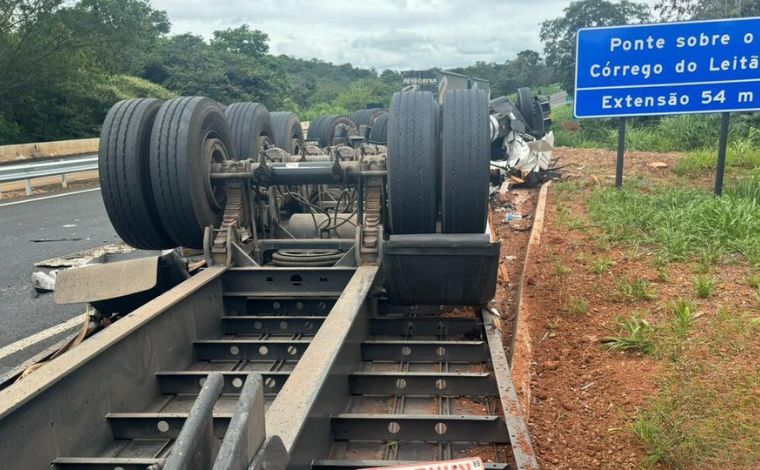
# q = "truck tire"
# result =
<box><xmin>350</xmin><ymin>108</ymin><xmax>385</xmax><ymax>128</ymax></box>
<box><xmin>369</xmin><ymin>112</ymin><xmax>389</xmax><ymax>144</ymax></box>
<box><xmin>530</xmin><ymin>99</ymin><xmax>547</xmax><ymax>136</ymax></box>
<box><xmin>150</xmin><ymin>96</ymin><xmax>236</xmax><ymax>249</ymax></box>
<box><xmin>441</xmin><ymin>89</ymin><xmax>490</xmax><ymax>234</ymax></box>
<box><xmin>308</xmin><ymin>115</ymin><xmax>357</xmax><ymax>147</ymax></box>
<box><xmin>306</xmin><ymin>115</ymin><xmax>326</xmax><ymax>143</ymax></box>
<box><xmin>516</xmin><ymin>87</ymin><xmax>536</xmax><ymax>129</ymax></box>
<box><xmin>99</xmin><ymin>98</ymin><xmax>175</xmax><ymax>249</ymax></box>
<box><xmin>387</xmin><ymin>91</ymin><xmax>438</xmax><ymax>234</ymax></box>
<box><xmin>270</xmin><ymin>111</ymin><xmax>304</xmax><ymax>155</ymax></box>
<box><xmin>225</xmin><ymin>102</ymin><xmax>273</xmax><ymax>161</ymax></box>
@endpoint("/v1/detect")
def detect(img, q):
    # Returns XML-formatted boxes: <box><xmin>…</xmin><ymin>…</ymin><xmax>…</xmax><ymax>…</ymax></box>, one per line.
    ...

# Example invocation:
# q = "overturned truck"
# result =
<box><xmin>403</xmin><ymin>70</ymin><xmax>555</xmax><ymax>185</ymax></box>
<box><xmin>0</xmin><ymin>90</ymin><xmax>539</xmax><ymax>469</ymax></box>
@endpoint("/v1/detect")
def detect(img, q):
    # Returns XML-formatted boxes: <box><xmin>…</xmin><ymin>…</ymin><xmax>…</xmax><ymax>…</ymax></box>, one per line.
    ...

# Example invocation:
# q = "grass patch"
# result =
<box><xmin>654</xmin><ymin>298</ymin><xmax>697</xmax><ymax>362</ymax></box>
<box><xmin>732</xmin><ymin>172</ymin><xmax>760</xmax><ymax>202</ymax></box>
<box><xmin>693</xmin><ymin>275</ymin><xmax>716</xmax><ymax>298</ymax></box>
<box><xmin>696</xmin><ymin>244</ymin><xmax>724</xmax><ymax>273</ymax></box>
<box><xmin>749</xmin><ymin>273</ymin><xmax>760</xmax><ymax>289</ymax></box>
<box><xmin>614</xmin><ymin>277</ymin><xmax>656</xmax><ymax>302</ymax></box>
<box><xmin>669</xmin><ymin>298</ymin><xmax>696</xmax><ymax>339</ymax></box>
<box><xmin>556</xmin><ymin>204</ymin><xmax>586</xmax><ymax>230</ymax></box>
<box><xmin>588</xmin><ymin>180</ymin><xmax>760</xmax><ymax>265</ymax></box>
<box><xmin>603</xmin><ymin>314</ymin><xmax>655</xmax><ymax>354</ymax></box>
<box><xmin>675</xmin><ymin>133</ymin><xmax>760</xmax><ymax>175</ymax></box>
<box><xmin>553</xmin><ymin>180</ymin><xmax>583</xmax><ymax>193</ymax></box>
<box><xmin>655</xmin><ymin>267</ymin><xmax>670</xmax><ymax>283</ymax></box>
<box><xmin>626</xmin><ymin>243</ymin><xmax>645</xmax><ymax>262</ymax></box>
<box><xmin>634</xmin><ymin>369</ymin><xmax>760</xmax><ymax>468</ymax></box>
<box><xmin>552</xmin><ymin>105</ymin><xmax>760</xmax><ymax>152</ymax></box>
<box><xmin>567</xmin><ymin>297</ymin><xmax>589</xmax><ymax>315</ymax></box>
<box><xmin>590</xmin><ymin>256</ymin><xmax>614</xmax><ymax>275</ymax></box>
<box><xmin>634</xmin><ymin>312</ymin><xmax>760</xmax><ymax>468</ymax></box>
<box><xmin>554</xmin><ymin>261</ymin><xmax>571</xmax><ymax>278</ymax></box>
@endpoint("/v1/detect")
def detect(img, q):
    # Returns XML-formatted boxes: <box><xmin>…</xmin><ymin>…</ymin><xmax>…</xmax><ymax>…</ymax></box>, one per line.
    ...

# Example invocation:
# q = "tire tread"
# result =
<box><xmin>441</xmin><ymin>89</ymin><xmax>490</xmax><ymax>233</ymax></box>
<box><xmin>99</xmin><ymin>98</ymin><xmax>174</xmax><ymax>249</ymax></box>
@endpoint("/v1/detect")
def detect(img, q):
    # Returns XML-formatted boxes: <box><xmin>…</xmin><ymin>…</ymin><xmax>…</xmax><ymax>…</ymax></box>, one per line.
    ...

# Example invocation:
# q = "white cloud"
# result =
<box><xmin>150</xmin><ymin>0</ymin><xmax>581</xmax><ymax>69</ymax></box>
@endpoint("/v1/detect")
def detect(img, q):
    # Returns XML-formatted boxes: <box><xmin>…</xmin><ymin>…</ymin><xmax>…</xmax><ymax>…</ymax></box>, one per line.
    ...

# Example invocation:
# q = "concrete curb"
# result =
<box><xmin>510</xmin><ymin>181</ymin><xmax>551</xmax><ymax>419</ymax></box>
<box><xmin>0</xmin><ymin>138</ymin><xmax>98</xmax><ymax>164</ymax></box>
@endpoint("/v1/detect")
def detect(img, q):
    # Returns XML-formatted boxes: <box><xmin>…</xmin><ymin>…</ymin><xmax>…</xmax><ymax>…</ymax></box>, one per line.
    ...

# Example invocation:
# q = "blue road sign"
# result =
<box><xmin>574</xmin><ymin>17</ymin><xmax>760</xmax><ymax>118</ymax></box>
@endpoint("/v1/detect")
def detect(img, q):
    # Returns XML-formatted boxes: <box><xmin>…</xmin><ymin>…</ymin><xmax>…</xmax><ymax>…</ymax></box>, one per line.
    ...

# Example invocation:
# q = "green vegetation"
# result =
<box><xmin>603</xmin><ymin>314</ymin><xmax>655</xmax><ymax>354</ymax></box>
<box><xmin>614</xmin><ymin>277</ymin><xmax>656</xmax><ymax>302</ymax></box>
<box><xmin>553</xmin><ymin>104</ymin><xmax>760</xmax><ymax>154</ymax></box>
<box><xmin>0</xmin><ymin>0</ymin><xmax>562</xmax><ymax>145</ymax></box>
<box><xmin>590</xmin><ymin>256</ymin><xmax>614</xmax><ymax>275</ymax></box>
<box><xmin>675</xmin><ymin>136</ymin><xmax>760</xmax><ymax>176</ymax></box>
<box><xmin>693</xmin><ymin>275</ymin><xmax>716</xmax><ymax>298</ymax></box>
<box><xmin>696</xmin><ymin>243</ymin><xmax>723</xmax><ymax>272</ymax></box>
<box><xmin>568</xmin><ymin>297</ymin><xmax>590</xmax><ymax>315</ymax></box>
<box><xmin>554</xmin><ymin>261</ymin><xmax>572</xmax><ymax>278</ymax></box>
<box><xmin>749</xmin><ymin>274</ymin><xmax>760</xmax><ymax>290</ymax></box>
<box><xmin>556</xmin><ymin>204</ymin><xmax>587</xmax><ymax>230</ymax></box>
<box><xmin>0</xmin><ymin>2</ymin><xmax>400</xmax><ymax>144</ymax></box>
<box><xmin>655</xmin><ymin>267</ymin><xmax>670</xmax><ymax>283</ymax></box>
<box><xmin>450</xmin><ymin>50</ymin><xmax>554</xmax><ymax>98</ymax></box>
<box><xmin>634</xmin><ymin>311</ymin><xmax>760</xmax><ymax>468</ymax></box>
<box><xmin>582</xmin><ymin>149</ymin><xmax>760</xmax><ymax>465</ymax></box>
<box><xmin>588</xmin><ymin>179</ymin><xmax>760</xmax><ymax>266</ymax></box>
<box><xmin>540</xmin><ymin>0</ymin><xmax>650</xmax><ymax>93</ymax></box>
<box><xmin>655</xmin><ymin>0</ymin><xmax>760</xmax><ymax>21</ymax></box>
<box><xmin>668</xmin><ymin>298</ymin><xmax>696</xmax><ymax>339</ymax></box>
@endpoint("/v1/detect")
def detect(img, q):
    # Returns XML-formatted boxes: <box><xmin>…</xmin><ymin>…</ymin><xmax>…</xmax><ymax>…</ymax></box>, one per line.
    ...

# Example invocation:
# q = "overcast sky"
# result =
<box><xmin>151</xmin><ymin>0</ymin><xmax>578</xmax><ymax>70</ymax></box>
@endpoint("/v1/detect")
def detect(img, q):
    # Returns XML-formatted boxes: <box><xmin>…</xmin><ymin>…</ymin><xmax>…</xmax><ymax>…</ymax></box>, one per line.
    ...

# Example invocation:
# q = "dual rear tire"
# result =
<box><xmin>225</xmin><ymin>102</ymin><xmax>273</xmax><ymax>161</ymax></box>
<box><xmin>270</xmin><ymin>111</ymin><xmax>304</xmax><ymax>155</ymax></box>
<box><xmin>99</xmin><ymin>98</ymin><xmax>175</xmax><ymax>250</ymax></box>
<box><xmin>307</xmin><ymin>115</ymin><xmax>358</xmax><ymax>147</ymax></box>
<box><xmin>387</xmin><ymin>89</ymin><xmax>490</xmax><ymax>235</ymax></box>
<box><xmin>151</xmin><ymin>97</ymin><xmax>237</xmax><ymax>249</ymax></box>
<box><xmin>349</xmin><ymin>108</ymin><xmax>386</xmax><ymax>129</ymax></box>
<box><xmin>101</xmin><ymin>97</ymin><xmax>273</xmax><ymax>249</ymax></box>
<box><xmin>440</xmin><ymin>89</ymin><xmax>490</xmax><ymax>233</ymax></box>
<box><xmin>101</xmin><ymin>91</ymin><xmax>490</xmax><ymax>249</ymax></box>
<box><xmin>369</xmin><ymin>113</ymin><xmax>389</xmax><ymax>144</ymax></box>
<box><xmin>387</xmin><ymin>91</ymin><xmax>439</xmax><ymax>234</ymax></box>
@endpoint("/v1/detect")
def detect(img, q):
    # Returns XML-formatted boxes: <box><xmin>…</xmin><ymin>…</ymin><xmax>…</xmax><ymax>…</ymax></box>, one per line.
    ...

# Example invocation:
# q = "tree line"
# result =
<box><xmin>1</xmin><ymin>0</ymin><xmax>757</xmax><ymax>145</ymax></box>
<box><xmin>0</xmin><ymin>0</ymin><xmax>559</xmax><ymax>144</ymax></box>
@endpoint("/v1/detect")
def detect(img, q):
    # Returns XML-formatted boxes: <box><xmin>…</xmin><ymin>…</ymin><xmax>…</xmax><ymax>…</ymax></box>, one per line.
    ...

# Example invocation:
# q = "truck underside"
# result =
<box><xmin>0</xmin><ymin>87</ymin><xmax>540</xmax><ymax>470</ymax></box>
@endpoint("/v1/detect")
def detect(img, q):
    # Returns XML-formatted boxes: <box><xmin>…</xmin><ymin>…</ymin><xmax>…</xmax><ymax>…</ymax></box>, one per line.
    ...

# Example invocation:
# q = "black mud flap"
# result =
<box><xmin>382</xmin><ymin>234</ymin><xmax>499</xmax><ymax>305</ymax></box>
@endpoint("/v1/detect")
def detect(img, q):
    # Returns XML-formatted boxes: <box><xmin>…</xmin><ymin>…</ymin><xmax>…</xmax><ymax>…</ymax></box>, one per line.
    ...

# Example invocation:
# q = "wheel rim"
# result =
<box><xmin>257</xmin><ymin>134</ymin><xmax>273</xmax><ymax>162</ymax></box>
<box><xmin>291</xmin><ymin>137</ymin><xmax>302</xmax><ymax>155</ymax></box>
<box><xmin>202</xmin><ymin>135</ymin><xmax>230</xmax><ymax>212</ymax></box>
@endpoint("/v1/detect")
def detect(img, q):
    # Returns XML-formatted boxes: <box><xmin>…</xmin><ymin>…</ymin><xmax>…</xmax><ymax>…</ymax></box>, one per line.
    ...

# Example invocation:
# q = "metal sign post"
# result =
<box><xmin>574</xmin><ymin>17</ymin><xmax>760</xmax><ymax>193</ymax></box>
<box><xmin>715</xmin><ymin>112</ymin><xmax>731</xmax><ymax>195</ymax></box>
<box><xmin>616</xmin><ymin>118</ymin><xmax>626</xmax><ymax>189</ymax></box>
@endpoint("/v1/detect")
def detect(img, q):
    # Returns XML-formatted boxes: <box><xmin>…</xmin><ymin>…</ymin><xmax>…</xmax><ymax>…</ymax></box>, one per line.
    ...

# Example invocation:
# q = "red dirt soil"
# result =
<box><xmin>491</xmin><ymin>147</ymin><xmax>714</xmax><ymax>469</ymax></box>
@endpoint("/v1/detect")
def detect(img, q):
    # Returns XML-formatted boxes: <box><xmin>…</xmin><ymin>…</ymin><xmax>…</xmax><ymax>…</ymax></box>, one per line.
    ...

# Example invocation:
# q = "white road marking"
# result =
<box><xmin>0</xmin><ymin>314</ymin><xmax>85</xmax><ymax>361</ymax></box>
<box><xmin>0</xmin><ymin>187</ymin><xmax>100</xmax><ymax>208</ymax></box>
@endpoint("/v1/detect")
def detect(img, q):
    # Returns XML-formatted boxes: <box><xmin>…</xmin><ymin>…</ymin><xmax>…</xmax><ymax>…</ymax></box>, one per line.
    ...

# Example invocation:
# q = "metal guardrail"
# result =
<box><xmin>0</xmin><ymin>153</ymin><xmax>98</xmax><ymax>195</ymax></box>
<box><xmin>550</xmin><ymin>91</ymin><xmax>569</xmax><ymax>107</ymax></box>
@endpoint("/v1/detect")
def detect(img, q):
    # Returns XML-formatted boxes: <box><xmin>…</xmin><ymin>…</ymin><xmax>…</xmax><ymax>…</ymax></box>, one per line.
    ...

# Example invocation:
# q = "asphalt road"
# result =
<box><xmin>0</xmin><ymin>188</ymin><xmax>120</xmax><ymax>348</ymax></box>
